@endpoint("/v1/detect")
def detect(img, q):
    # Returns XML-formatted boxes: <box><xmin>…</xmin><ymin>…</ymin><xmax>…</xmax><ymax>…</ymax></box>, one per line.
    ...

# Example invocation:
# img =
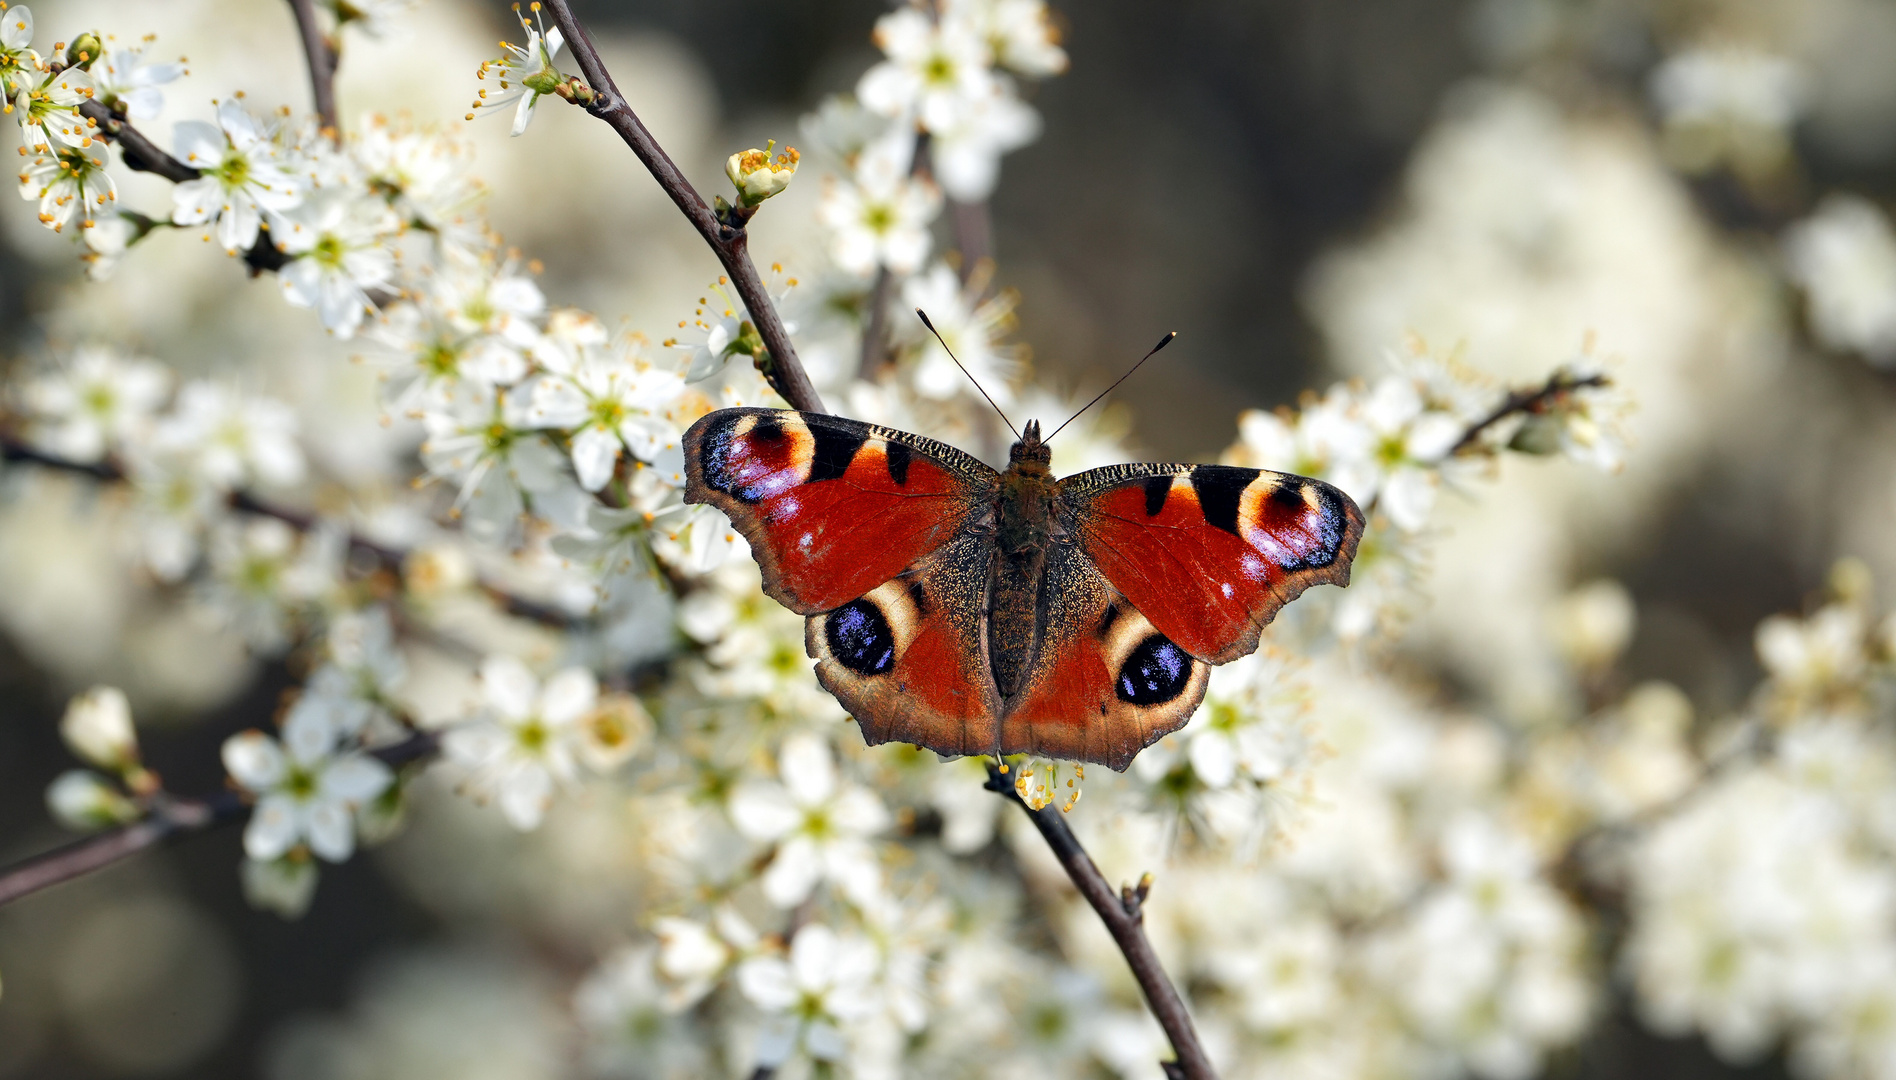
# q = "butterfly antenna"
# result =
<box><xmin>916</xmin><ymin>309</ymin><xmax>1020</xmax><ymax>441</ymax></box>
<box><xmin>1045</xmin><ymin>331</ymin><xmax>1177</xmax><ymax>443</ymax></box>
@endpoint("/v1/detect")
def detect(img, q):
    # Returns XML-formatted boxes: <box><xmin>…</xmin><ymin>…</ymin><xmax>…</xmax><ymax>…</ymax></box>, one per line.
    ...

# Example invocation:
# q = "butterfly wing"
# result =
<box><xmin>1059</xmin><ymin>463</ymin><xmax>1364</xmax><ymax>664</ymax></box>
<box><xmin>683</xmin><ymin>408</ymin><xmax>998</xmax><ymax>614</ymax></box>
<box><xmin>998</xmin><ymin>541</ymin><xmax>1210</xmax><ymax>771</ymax></box>
<box><xmin>806</xmin><ymin>529</ymin><xmax>1002</xmax><ymax>759</ymax></box>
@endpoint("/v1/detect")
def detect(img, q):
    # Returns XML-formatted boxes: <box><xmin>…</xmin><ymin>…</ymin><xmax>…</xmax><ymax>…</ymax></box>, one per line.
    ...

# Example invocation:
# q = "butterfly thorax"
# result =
<box><xmin>990</xmin><ymin>421</ymin><xmax>1060</xmax><ymax>698</ymax></box>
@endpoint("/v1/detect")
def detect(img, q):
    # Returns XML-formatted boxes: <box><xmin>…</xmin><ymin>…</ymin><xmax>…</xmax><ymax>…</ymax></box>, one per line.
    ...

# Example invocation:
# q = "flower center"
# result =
<box><xmin>590</xmin><ymin>397</ymin><xmax>628</xmax><ymax>429</ymax></box>
<box><xmin>422</xmin><ymin>340</ymin><xmax>461</xmax><ymax>378</ymax></box>
<box><xmin>483</xmin><ymin>421</ymin><xmax>517</xmax><ymax>453</ymax></box>
<box><xmin>284</xmin><ymin>765</ymin><xmax>318</xmax><ymax>800</ymax></box>
<box><xmin>214</xmin><ymin>153</ymin><xmax>252</xmax><ymax>191</ymax></box>
<box><xmin>312</xmin><ymin>233</ymin><xmax>347</xmax><ymax>268</ymax></box>
<box><xmin>516</xmin><ymin>717</ymin><xmax>549</xmax><ymax>753</ymax></box>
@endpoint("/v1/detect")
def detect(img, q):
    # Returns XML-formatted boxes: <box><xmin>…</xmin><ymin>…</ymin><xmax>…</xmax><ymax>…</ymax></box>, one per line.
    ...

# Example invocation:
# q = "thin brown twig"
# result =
<box><xmin>286</xmin><ymin>0</ymin><xmax>341</xmax><ymax>135</ymax></box>
<box><xmin>538</xmin><ymin>0</ymin><xmax>824</xmax><ymax>414</ymax></box>
<box><xmin>950</xmin><ymin>198</ymin><xmax>993</xmax><ymax>287</ymax></box>
<box><xmin>1445</xmin><ymin>370</ymin><xmax>1610</xmax><ymax>458</ymax></box>
<box><xmin>0</xmin><ymin>730</ymin><xmax>439</xmax><ymax>908</ymax></box>
<box><xmin>78</xmin><ymin>99</ymin><xmax>199</xmax><ymax>183</ymax></box>
<box><xmin>0</xmin><ymin>436</ymin><xmax>574</xmax><ymax>626</ymax></box>
<box><xmin>986</xmin><ymin>764</ymin><xmax>1219</xmax><ymax>1080</ymax></box>
<box><xmin>74</xmin><ymin>99</ymin><xmax>303</xmax><ymax>277</ymax></box>
<box><xmin>533</xmin><ymin>13</ymin><xmax>1214</xmax><ymax>1073</ymax></box>
<box><xmin>857</xmin><ymin>269</ymin><xmax>895</xmax><ymax>379</ymax></box>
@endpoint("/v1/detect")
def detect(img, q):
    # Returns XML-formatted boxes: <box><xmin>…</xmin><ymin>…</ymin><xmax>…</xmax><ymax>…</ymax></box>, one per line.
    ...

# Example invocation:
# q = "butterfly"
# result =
<box><xmin>681</xmin><ymin>368</ymin><xmax>1363</xmax><ymax>771</ymax></box>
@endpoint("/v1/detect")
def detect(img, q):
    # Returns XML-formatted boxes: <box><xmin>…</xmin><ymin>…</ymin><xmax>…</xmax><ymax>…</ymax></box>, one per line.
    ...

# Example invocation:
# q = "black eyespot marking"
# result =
<box><xmin>826</xmin><ymin>599</ymin><xmax>895</xmax><ymax>676</ymax></box>
<box><xmin>1096</xmin><ymin>601</ymin><xmax>1123</xmax><ymax>639</ymax></box>
<box><xmin>807</xmin><ymin>424</ymin><xmax>867</xmax><ymax>483</ymax></box>
<box><xmin>1190</xmin><ymin>465</ymin><xmax>1260</xmax><ymax>535</ymax></box>
<box><xmin>885</xmin><ymin>439</ymin><xmax>913</xmax><ymax>486</ymax></box>
<box><xmin>1116</xmin><ymin>633</ymin><xmax>1191</xmax><ymax>706</ymax></box>
<box><xmin>906</xmin><ymin>578</ymin><xmax>930</xmax><ymax>616</ymax></box>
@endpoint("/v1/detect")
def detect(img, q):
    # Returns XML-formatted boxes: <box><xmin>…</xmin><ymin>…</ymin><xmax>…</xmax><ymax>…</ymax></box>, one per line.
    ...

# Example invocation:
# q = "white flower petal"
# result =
<box><xmin>304</xmin><ymin>800</ymin><xmax>356</xmax><ymax>862</ymax></box>
<box><xmin>322</xmin><ymin>755</ymin><xmax>394</xmax><ymax>805</ymax></box>
<box><xmin>244</xmin><ymin>795</ymin><xmax>300</xmax><ymax>860</ymax></box>
<box><xmin>481</xmin><ymin>654</ymin><xmax>539</xmax><ymax>719</ymax></box>
<box><xmin>222</xmin><ymin>731</ymin><xmax>287</xmax><ymax>791</ymax></box>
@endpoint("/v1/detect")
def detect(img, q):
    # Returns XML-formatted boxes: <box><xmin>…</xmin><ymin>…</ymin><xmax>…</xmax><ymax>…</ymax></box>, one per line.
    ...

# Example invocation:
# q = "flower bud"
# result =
<box><xmin>61</xmin><ymin>686</ymin><xmax>139</xmax><ymax>771</ymax></box>
<box><xmin>725</xmin><ymin>140</ymin><xmax>799</xmax><ymax>206</ymax></box>
<box><xmin>242</xmin><ymin>853</ymin><xmax>319</xmax><ymax>919</ymax></box>
<box><xmin>46</xmin><ymin>770</ymin><xmax>138</xmax><ymax>830</ymax></box>
<box><xmin>66</xmin><ymin>32</ymin><xmax>102</xmax><ymax>69</ymax></box>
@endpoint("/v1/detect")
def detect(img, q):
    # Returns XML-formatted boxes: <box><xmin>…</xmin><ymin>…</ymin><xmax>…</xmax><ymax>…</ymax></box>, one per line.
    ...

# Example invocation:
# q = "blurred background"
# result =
<box><xmin>1</xmin><ymin>0</ymin><xmax>1890</xmax><ymax>1076</ymax></box>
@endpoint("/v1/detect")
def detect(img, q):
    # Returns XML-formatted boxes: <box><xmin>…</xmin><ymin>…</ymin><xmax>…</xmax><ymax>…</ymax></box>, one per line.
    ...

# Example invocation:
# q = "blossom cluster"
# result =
<box><xmin>4</xmin><ymin>0</ymin><xmax>1888</xmax><ymax>1079</ymax></box>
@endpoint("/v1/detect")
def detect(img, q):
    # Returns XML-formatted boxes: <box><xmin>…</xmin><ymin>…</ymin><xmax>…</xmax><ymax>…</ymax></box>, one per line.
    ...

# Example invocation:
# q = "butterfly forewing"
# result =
<box><xmin>1059</xmin><ymin>462</ymin><xmax>1364</xmax><ymax>663</ymax></box>
<box><xmin>683</xmin><ymin>408</ymin><xmax>998</xmax><ymax>614</ymax></box>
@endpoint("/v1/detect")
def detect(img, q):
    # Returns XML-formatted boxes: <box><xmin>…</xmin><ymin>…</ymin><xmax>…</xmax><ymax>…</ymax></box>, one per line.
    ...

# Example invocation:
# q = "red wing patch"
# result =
<box><xmin>1063</xmin><ymin>464</ymin><xmax>1364</xmax><ymax>663</ymax></box>
<box><xmin>683</xmin><ymin>408</ymin><xmax>997</xmax><ymax>615</ymax></box>
<box><xmin>999</xmin><ymin>545</ymin><xmax>1208</xmax><ymax>771</ymax></box>
<box><xmin>807</xmin><ymin>531</ymin><xmax>1000</xmax><ymax>758</ymax></box>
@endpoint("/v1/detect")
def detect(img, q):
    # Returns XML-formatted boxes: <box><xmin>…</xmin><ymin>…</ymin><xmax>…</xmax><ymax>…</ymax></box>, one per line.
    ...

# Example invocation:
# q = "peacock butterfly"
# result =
<box><xmin>680</xmin><ymin>339</ymin><xmax>1364</xmax><ymax>771</ymax></box>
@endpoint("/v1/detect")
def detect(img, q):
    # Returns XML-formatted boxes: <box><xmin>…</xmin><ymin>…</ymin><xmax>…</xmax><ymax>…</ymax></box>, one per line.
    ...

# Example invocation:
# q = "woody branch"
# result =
<box><xmin>987</xmin><ymin>764</ymin><xmax>1220</xmax><ymax>1080</ymax></box>
<box><xmin>286</xmin><ymin>0</ymin><xmax>341</xmax><ymax>135</ymax></box>
<box><xmin>1446</xmin><ymin>369</ymin><xmax>1611</xmax><ymax>458</ymax></box>
<box><xmin>0</xmin><ymin>435</ymin><xmax>575</xmax><ymax>627</ymax></box>
<box><xmin>534</xmin><ymin>7</ymin><xmax>1220</xmax><ymax>1071</ymax></box>
<box><xmin>0</xmin><ymin>731</ymin><xmax>438</xmax><ymax>907</ymax></box>
<box><xmin>537</xmin><ymin>0</ymin><xmax>825</xmax><ymax>414</ymax></box>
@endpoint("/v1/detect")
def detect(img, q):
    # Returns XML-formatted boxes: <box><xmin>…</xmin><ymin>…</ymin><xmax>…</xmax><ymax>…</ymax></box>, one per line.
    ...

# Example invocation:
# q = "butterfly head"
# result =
<box><xmin>1008</xmin><ymin>419</ymin><xmax>1052</xmax><ymax>475</ymax></box>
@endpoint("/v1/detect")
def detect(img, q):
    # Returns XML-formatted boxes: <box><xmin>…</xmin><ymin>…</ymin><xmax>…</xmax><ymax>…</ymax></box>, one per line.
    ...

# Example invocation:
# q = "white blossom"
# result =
<box><xmin>171</xmin><ymin>100</ymin><xmax>304</xmax><ymax>253</ymax></box>
<box><xmin>736</xmin><ymin>924</ymin><xmax>880</xmax><ymax>1065</ymax></box>
<box><xmin>0</xmin><ymin>5</ymin><xmax>37</xmax><ymax>100</ymax></box>
<box><xmin>468</xmin><ymin>5</ymin><xmax>567</xmax><ymax>137</ymax></box>
<box><xmin>858</xmin><ymin>7</ymin><xmax>996</xmax><ymax>134</ymax></box>
<box><xmin>817</xmin><ymin>134</ymin><xmax>941</xmax><ymax>276</ymax></box>
<box><xmin>90</xmin><ymin>38</ymin><xmax>185</xmax><ymax>121</ymax></box>
<box><xmin>221</xmin><ymin>702</ymin><xmax>393</xmax><ymax>863</ymax></box>
<box><xmin>21</xmin><ymin>345</ymin><xmax>169</xmax><ymax>463</ymax></box>
<box><xmin>152</xmin><ymin>380</ymin><xmax>306</xmax><ymax>489</ymax></box>
<box><xmin>1786</xmin><ymin>195</ymin><xmax>1896</xmax><ymax>367</ymax></box>
<box><xmin>17</xmin><ymin>145</ymin><xmax>116</xmax><ymax>232</ymax></box>
<box><xmin>14</xmin><ymin>65</ymin><xmax>96</xmax><ymax>153</ymax></box>
<box><xmin>1328</xmin><ymin>374</ymin><xmax>1464</xmax><ymax>532</ymax></box>
<box><xmin>728</xmin><ymin>734</ymin><xmax>889</xmax><ymax>907</ymax></box>
<box><xmin>898</xmin><ymin>263</ymin><xmax>1020</xmax><ymax>401</ymax></box>
<box><xmin>525</xmin><ymin>318</ymin><xmax>686</xmax><ymax>491</ymax></box>
<box><xmin>273</xmin><ymin>192</ymin><xmax>400</xmax><ymax>337</ymax></box>
<box><xmin>420</xmin><ymin>391</ymin><xmax>583</xmax><ymax>540</ymax></box>
<box><xmin>442</xmin><ymin>655</ymin><xmax>599</xmax><ymax>830</ymax></box>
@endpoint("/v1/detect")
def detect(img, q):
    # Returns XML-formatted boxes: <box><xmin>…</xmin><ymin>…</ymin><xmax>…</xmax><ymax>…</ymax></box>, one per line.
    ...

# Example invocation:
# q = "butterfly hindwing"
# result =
<box><xmin>1061</xmin><ymin>463</ymin><xmax>1364</xmax><ymax>663</ymax></box>
<box><xmin>683</xmin><ymin>408</ymin><xmax>998</xmax><ymax>614</ymax></box>
<box><xmin>806</xmin><ymin>529</ymin><xmax>1002</xmax><ymax>758</ymax></box>
<box><xmin>999</xmin><ymin>542</ymin><xmax>1209</xmax><ymax>771</ymax></box>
